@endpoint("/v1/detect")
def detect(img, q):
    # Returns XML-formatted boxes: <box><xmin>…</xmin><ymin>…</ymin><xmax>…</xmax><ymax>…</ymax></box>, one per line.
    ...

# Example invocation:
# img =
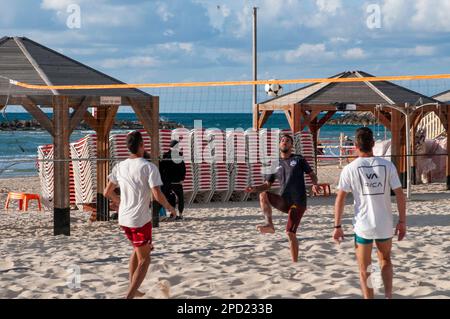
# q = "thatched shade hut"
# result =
<box><xmin>254</xmin><ymin>71</ymin><xmax>450</xmax><ymax>189</ymax></box>
<box><xmin>0</xmin><ymin>36</ymin><xmax>160</xmax><ymax>235</ymax></box>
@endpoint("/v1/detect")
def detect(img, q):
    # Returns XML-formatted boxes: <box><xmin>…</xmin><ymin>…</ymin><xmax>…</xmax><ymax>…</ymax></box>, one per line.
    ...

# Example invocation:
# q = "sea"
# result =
<box><xmin>0</xmin><ymin>112</ymin><xmax>389</xmax><ymax>178</ymax></box>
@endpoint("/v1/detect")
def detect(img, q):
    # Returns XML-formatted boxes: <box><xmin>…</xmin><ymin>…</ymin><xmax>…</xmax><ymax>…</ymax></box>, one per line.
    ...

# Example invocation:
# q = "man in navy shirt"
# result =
<box><xmin>246</xmin><ymin>134</ymin><xmax>319</xmax><ymax>262</ymax></box>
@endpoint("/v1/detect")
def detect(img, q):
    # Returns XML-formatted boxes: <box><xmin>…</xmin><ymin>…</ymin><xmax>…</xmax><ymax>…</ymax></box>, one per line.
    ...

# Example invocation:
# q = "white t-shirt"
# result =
<box><xmin>338</xmin><ymin>157</ymin><xmax>402</xmax><ymax>239</ymax></box>
<box><xmin>108</xmin><ymin>158</ymin><xmax>163</xmax><ymax>228</ymax></box>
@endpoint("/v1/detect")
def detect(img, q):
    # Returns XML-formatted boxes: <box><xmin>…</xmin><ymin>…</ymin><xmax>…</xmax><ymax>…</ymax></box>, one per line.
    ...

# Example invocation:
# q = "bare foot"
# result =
<box><xmin>135</xmin><ymin>290</ymin><xmax>146</xmax><ymax>298</ymax></box>
<box><xmin>256</xmin><ymin>225</ymin><xmax>275</xmax><ymax>234</ymax></box>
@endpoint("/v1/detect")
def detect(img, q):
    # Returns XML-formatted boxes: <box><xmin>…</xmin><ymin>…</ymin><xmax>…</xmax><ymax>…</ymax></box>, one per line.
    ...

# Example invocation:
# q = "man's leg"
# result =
<box><xmin>285</xmin><ymin>205</ymin><xmax>305</xmax><ymax>263</ymax></box>
<box><xmin>126</xmin><ymin>243</ymin><xmax>152</xmax><ymax>299</ymax></box>
<box><xmin>286</xmin><ymin>232</ymin><xmax>299</xmax><ymax>262</ymax></box>
<box><xmin>375</xmin><ymin>239</ymin><xmax>393</xmax><ymax>299</ymax></box>
<box><xmin>128</xmin><ymin>250</ymin><xmax>145</xmax><ymax>297</ymax></box>
<box><xmin>355</xmin><ymin>240</ymin><xmax>375</xmax><ymax>299</ymax></box>
<box><xmin>174</xmin><ymin>184</ymin><xmax>184</xmax><ymax>217</ymax></box>
<box><xmin>257</xmin><ymin>192</ymin><xmax>275</xmax><ymax>234</ymax></box>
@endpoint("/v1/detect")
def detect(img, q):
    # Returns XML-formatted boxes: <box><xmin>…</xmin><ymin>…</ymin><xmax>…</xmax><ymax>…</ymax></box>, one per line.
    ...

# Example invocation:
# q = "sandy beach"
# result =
<box><xmin>0</xmin><ymin>167</ymin><xmax>449</xmax><ymax>299</ymax></box>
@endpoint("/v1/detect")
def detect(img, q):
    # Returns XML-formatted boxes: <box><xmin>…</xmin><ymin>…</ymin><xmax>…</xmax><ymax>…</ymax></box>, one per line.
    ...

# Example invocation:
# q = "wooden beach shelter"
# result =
<box><xmin>0</xmin><ymin>36</ymin><xmax>159</xmax><ymax>235</ymax></box>
<box><xmin>433</xmin><ymin>90</ymin><xmax>450</xmax><ymax>188</ymax></box>
<box><xmin>254</xmin><ymin>71</ymin><xmax>450</xmax><ymax>189</ymax></box>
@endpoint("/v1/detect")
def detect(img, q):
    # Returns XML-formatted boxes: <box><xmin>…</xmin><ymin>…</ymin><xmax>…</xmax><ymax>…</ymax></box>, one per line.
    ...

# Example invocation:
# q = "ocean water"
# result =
<box><xmin>0</xmin><ymin>113</ymin><xmax>389</xmax><ymax>178</ymax></box>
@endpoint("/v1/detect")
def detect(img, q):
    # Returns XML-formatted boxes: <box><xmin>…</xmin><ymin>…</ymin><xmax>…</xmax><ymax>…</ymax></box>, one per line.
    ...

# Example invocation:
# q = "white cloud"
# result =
<box><xmin>41</xmin><ymin>0</ymin><xmax>79</xmax><ymax>11</ymax></box>
<box><xmin>343</xmin><ymin>48</ymin><xmax>366</xmax><ymax>59</ymax></box>
<box><xmin>163</xmin><ymin>29</ymin><xmax>175</xmax><ymax>37</ymax></box>
<box><xmin>316</xmin><ymin>0</ymin><xmax>342</xmax><ymax>15</ymax></box>
<box><xmin>40</xmin><ymin>0</ymin><xmax>147</xmax><ymax>28</ymax></box>
<box><xmin>412</xmin><ymin>45</ymin><xmax>436</xmax><ymax>56</ymax></box>
<box><xmin>156</xmin><ymin>2</ymin><xmax>174</xmax><ymax>22</ymax></box>
<box><xmin>99</xmin><ymin>56</ymin><xmax>160</xmax><ymax>69</ymax></box>
<box><xmin>285</xmin><ymin>43</ymin><xmax>336</xmax><ymax>63</ymax></box>
<box><xmin>383</xmin><ymin>45</ymin><xmax>437</xmax><ymax>57</ymax></box>
<box><xmin>382</xmin><ymin>0</ymin><xmax>450</xmax><ymax>32</ymax></box>
<box><xmin>156</xmin><ymin>42</ymin><xmax>194</xmax><ymax>54</ymax></box>
<box><xmin>329</xmin><ymin>37</ymin><xmax>349</xmax><ymax>44</ymax></box>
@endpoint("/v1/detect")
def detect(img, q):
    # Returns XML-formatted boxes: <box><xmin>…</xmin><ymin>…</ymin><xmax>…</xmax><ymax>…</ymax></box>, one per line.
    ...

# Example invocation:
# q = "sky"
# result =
<box><xmin>1</xmin><ymin>0</ymin><xmax>450</xmax><ymax>112</ymax></box>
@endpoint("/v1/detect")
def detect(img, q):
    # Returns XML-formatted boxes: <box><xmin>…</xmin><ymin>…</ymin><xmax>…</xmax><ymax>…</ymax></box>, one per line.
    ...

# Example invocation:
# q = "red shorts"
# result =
<box><xmin>121</xmin><ymin>221</ymin><xmax>152</xmax><ymax>247</ymax></box>
<box><xmin>266</xmin><ymin>192</ymin><xmax>306</xmax><ymax>234</ymax></box>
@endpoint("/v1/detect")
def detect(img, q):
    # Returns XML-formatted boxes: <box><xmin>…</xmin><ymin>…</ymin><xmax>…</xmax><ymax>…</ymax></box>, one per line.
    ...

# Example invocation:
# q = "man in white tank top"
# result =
<box><xmin>333</xmin><ymin>127</ymin><xmax>406</xmax><ymax>299</ymax></box>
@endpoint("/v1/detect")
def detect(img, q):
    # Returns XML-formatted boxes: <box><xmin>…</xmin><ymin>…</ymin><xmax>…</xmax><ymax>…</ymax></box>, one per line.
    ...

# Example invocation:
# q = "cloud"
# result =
<box><xmin>40</xmin><ymin>0</ymin><xmax>148</xmax><ymax>28</ymax></box>
<box><xmin>285</xmin><ymin>43</ymin><xmax>336</xmax><ymax>63</ymax></box>
<box><xmin>156</xmin><ymin>42</ymin><xmax>194</xmax><ymax>54</ymax></box>
<box><xmin>156</xmin><ymin>2</ymin><xmax>174</xmax><ymax>22</ymax></box>
<box><xmin>382</xmin><ymin>45</ymin><xmax>437</xmax><ymax>58</ymax></box>
<box><xmin>163</xmin><ymin>29</ymin><xmax>175</xmax><ymax>37</ymax></box>
<box><xmin>99</xmin><ymin>56</ymin><xmax>160</xmax><ymax>69</ymax></box>
<box><xmin>316</xmin><ymin>0</ymin><xmax>342</xmax><ymax>15</ymax></box>
<box><xmin>343</xmin><ymin>48</ymin><xmax>366</xmax><ymax>59</ymax></box>
<box><xmin>382</xmin><ymin>0</ymin><xmax>450</xmax><ymax>32</ymax></box>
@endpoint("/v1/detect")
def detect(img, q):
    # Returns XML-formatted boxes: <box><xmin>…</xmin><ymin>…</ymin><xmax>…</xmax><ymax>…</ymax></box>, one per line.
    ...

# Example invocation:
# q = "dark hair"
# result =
<box><xmin>355</xmin><ymin>127</ymin><xmax>374</xmax><ymax>153</ymax></box>
<box><xmin>280</xmin><ymin>134</ymin><xmax>294</xmax><ymax>144</ymax></box>
<box><xmin>127</xmin><ymin>131</ymin><xmax>143</xmax><ymax>154</ymax></box>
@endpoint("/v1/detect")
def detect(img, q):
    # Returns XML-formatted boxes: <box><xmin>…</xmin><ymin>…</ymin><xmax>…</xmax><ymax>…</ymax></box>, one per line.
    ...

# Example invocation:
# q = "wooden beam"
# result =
<box><xmin>104</xmin><ymin>105</ymin><xmax>119</xmax><ymax>134</ymax></box>
<box><xmin>258</xmin><ymin>110</ymin><xmax>273</xmax><ymax>129</ymax></box>
<box><xmin>309</xmin><ymin>110</ymin><xmax>322</xmax><ymax>123</ymax></box>
<box><xmin>284</xmin><ymin>109</ymin><xmax>293</xmax><ymax>131</ymax></box>
<box><xmin>259</xmin><ymin>104</ymin><xmax>292</xmax><ymax>111</ymax></box>
<box><xmin>53</xmin><ymin>96</ymin><xmax>71</xmax><ymax>236</ymax></box>
<box><xmin>21</xmin><ymin>98</ymin><xmax>54</xmax><ymax>136</ymax></box>
<box><xmin>370</xmin><ymin>109</ymin><xmax>391</xmax><ymax>129</ymax></box>
<box><xmin>293</xmin><ymin>104</ymin><xmax>302</xmax><ymax>133</ymax></box>
<box><xmin>391</xmin><ymin>110</ymin><xmax>406</xmax><ymax>188</ymax></box>
<box><xmin>69</xmin><ymin>97</ymin><xmax>92</xmax><ymax>134</ymax></box>
<box><xmin>95</xmin><ymin>106</ymin><xmax>111</xmax><ymax>222</ymax></box>
<box><xmin>253</xmin><ymin>104</ymin><xmax>259</xmax><ymax>130</ymax></box>
<box><xmin>83</xmin><ymin>112</ymin><xmax>100</xmax><ymax>131</ymax></box>
<box><xmin>317</xmin><ymin>111</ymin><xmax>336</xmax><ymax>129</ymax></box>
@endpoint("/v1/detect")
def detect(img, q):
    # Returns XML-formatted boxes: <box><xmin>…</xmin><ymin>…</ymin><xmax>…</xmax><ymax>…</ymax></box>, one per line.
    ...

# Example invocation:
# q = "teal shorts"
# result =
<box><xmin>354</xmin><ymin>234</ymin><xmax>392</xmax><ymax>245</ymax></box>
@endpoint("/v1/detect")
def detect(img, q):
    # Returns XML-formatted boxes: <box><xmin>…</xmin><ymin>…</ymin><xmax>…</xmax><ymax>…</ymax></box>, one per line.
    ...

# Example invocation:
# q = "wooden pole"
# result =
<box><xmin>447</xmin><ymin>105</ymin><xmax>450</xmax><ymax>190</ymax></box>
<box><xmin>95</xmin><ymin>105</ymin><xmax>118</xmax><ymax>221</ymax></box>
<box><xmin>253</xmin><ymin>104</ymin><xmax>259</xmax><ymax>130</ymax></box>
<box><xmin>293</xmin><ymin>104</ymin><xmax>301</xmax><ymax>133</ymax></box>
<box><xmin>151</xmin><ymin>97</ymin><xmax>160</xmax><ymax>227</ymax></box>
<box><xmin>53</xmin><ymin>96</ymin><xmax>71</xmax><ymax>236</ymax></box>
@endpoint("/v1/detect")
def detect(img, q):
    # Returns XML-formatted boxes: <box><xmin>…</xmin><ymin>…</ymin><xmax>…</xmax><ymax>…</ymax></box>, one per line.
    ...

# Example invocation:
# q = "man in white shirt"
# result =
<box><xmin>104</xmin><ymin>131</ymin><xmax>176</xmax><ymax>299</ymax></box>
<box><xmin>333</xmin><ymin>127</ymin><xmax>406</xmax><ymax>299</ymax></box>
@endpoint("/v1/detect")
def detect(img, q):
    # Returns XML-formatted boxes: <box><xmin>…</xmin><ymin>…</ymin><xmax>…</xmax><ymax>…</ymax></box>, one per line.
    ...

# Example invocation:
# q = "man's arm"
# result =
<box><xmin>152</xmin><ymin>186</ymin><xmax>176</xmax><ymax>217</ymax></box>
<box><xmin>393</xmin><ymin>187</ymin><xmax>407</xmax><ymax>241</ymax></box>
<box><xmin>245</xmin><ymin>181</ymin><xmax>273</xmax><ymax>193</ymax></box>
<box><xmin>104</xmin><ymin>181</ymin><xmax>120</xmax><ymax>206</ymax></box>
<box><xmin>333</xmin><ymin>190</ymin><xmax>347</xmax><ymax>244</ymax></box>
<box><xmin>308</xmin><ymin>171</ymin><xmax>319</xmax><ymax>185</ymax></box>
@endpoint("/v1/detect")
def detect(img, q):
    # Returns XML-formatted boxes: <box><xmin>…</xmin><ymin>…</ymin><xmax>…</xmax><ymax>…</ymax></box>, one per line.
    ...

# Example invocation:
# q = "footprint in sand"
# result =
<box><xmin>158</xmin><ymin>280</ymin><xmax>171</xmax><ymax>298</ymax></box>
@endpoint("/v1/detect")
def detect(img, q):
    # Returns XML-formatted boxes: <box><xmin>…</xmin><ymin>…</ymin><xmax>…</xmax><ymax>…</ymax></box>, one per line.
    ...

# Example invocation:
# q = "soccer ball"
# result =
<box><xmin>264</xmin><ymin>80</ymin><xmax>283</xmax><ymax>97</ymax></box>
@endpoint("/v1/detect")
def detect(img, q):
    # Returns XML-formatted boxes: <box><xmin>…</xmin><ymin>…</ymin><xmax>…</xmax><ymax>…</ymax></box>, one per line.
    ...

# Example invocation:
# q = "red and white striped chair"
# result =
<box><xmin>227</xmin><ymin>130</ymin><xmax>250</xmax><ymax>201</ymax></box>
<box><xmin>37</xmin><ymin>144</ymin><xmax>76</xmax><ymax>209</ymax></box>
<box><xmin>205</xmin><ymin>129</ymin><xmax>229</xmax><ymax>202</ymax></box>
<box><xmin>70</xmin><ymin>134</ymin><xmax>97</xmax><ymax>210</ymax></box>
<box><xmin>191</xmin><ymin>129</ymin><xmax>214</xmax><ymax>203</ymax></box>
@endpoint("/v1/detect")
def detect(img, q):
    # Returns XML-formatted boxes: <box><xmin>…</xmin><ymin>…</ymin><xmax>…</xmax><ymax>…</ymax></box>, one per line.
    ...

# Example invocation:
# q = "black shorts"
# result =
<box><xmin>266</xmin><ymin>192</ymin><xmax>306</xmax><ymax>234</ymax></box>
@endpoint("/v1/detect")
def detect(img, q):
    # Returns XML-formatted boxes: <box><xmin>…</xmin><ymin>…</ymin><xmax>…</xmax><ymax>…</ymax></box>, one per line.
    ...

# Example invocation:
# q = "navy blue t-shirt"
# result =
<box><xmin>265</xmin><ymin>154</ymin><xmax>313</xmax><ymax>207</ymax></box>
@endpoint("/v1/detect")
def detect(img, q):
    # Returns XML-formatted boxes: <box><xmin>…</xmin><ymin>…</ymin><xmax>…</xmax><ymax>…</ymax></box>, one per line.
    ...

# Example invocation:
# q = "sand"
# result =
<box><xmin>0</xmin><ymin>167</ymin><xmax>449</xmax><ymax>299</ymax></box>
